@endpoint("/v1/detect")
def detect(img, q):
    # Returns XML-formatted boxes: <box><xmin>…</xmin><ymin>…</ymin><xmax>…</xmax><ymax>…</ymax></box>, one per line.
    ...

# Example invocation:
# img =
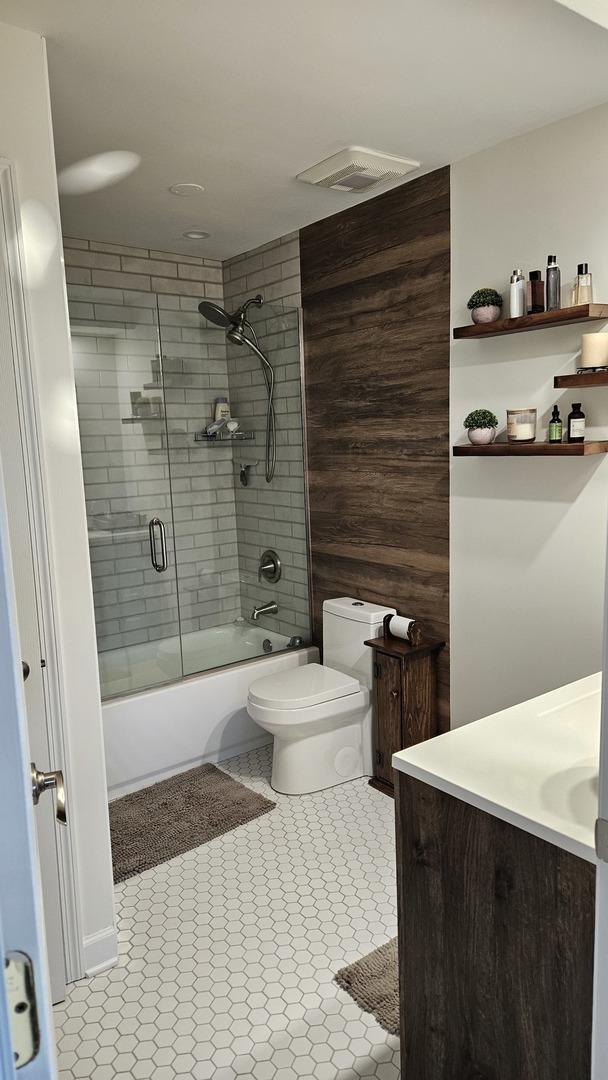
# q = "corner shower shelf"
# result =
<box><xmin>453</xmin><ymin>440</ymin><xmax>608</xmax><ymax>457</ymax></box>
<box><xmin>453</xmin><ymin>303</ymin><xmax>608</xmax><ymax>340</ymax></box>
<box><xmin>194</xmin><ymin>431</ymin><xmax>255</xmax><ymax>443</ymax></box>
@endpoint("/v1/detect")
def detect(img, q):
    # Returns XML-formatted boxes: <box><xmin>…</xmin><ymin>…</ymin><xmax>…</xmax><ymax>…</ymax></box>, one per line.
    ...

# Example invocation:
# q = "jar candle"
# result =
<box><xmin>580</xmin><ymin>333</ymin><xmax>608</xmax><ymax>370</ymax></box>
<box><xmin>507</xmin><ymin>408</ymin><xmax>537</xmax><ymax>443</ymax></box>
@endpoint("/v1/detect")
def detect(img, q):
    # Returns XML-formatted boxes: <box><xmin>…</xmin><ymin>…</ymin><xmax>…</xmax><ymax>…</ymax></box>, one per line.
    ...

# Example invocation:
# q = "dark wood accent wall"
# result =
<box><xmin>395</xmin><ymin>773</ymin><xmax>595</xmax><ymax>1079</ymax></box>
<box><xmin>300</xmin><ymin>167</ymin><xmax>451</xmax><ymax>727</ymax></box>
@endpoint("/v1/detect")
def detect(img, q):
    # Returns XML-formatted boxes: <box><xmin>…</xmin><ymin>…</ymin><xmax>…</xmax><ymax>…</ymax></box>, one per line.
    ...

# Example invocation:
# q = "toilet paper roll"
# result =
<box><xmin>386</xmin><ymin>614</ymin><xmax>422</xmax><ymax>646</ymax></box>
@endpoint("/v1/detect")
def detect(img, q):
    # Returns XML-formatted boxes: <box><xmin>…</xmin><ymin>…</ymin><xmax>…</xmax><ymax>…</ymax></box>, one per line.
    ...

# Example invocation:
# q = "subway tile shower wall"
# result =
<box><xmin>223</xmin><ymin>234</ymin><xmax>309</xmax><ymax>642</ymax></box>
<box><xmin>64</xmin><ymin>238</ymin><xmax>239</xmax><ymax>654</ymax></box>
<box><xmin>64</xmin><ymin>233</ymin><xmax>309</xmax><ymax>658</ymax></box>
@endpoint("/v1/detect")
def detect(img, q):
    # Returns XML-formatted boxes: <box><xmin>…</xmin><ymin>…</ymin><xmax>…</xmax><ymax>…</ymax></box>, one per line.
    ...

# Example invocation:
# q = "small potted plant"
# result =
<box><xmin>467</xmin><ymin>288</ymin><xmax>503</xmax><ymax>324</ymax></box>
<box><xmin>463</xmin><ymin>408</ymin><xmax>499</xmax><ymax>446</ymax></box>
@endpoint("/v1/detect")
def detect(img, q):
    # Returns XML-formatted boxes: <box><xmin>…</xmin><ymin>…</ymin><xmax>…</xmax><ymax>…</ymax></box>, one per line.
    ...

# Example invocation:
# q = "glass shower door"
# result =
<box><xmin>158</xmin><ymin>295</ymin><xmax>310</xmax><ymax>678</ymax></box>
<box><xmin>70</xmin><ymin>294</ymin><xmax>182</xmax><ymax>698</ymax></box>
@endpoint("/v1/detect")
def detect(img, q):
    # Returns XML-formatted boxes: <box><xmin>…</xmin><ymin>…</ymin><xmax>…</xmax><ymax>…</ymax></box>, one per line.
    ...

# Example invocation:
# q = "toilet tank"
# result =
<box><xmin>322</xmin><ymin>597</ymin><xmax>396</xmax><ymax>688</ymax></box>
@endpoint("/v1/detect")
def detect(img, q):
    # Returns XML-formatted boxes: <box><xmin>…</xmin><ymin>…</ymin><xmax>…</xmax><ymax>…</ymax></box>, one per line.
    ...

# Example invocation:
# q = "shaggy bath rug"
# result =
<box><xmin>335</xmin><ymin>937</ymin><xmax>400</xmax><ymax>1036</ymax></box>
<box><xmin>109</xmin><ymin>763</ymin><xmax>275</xmax><ymax>883</ymax></box>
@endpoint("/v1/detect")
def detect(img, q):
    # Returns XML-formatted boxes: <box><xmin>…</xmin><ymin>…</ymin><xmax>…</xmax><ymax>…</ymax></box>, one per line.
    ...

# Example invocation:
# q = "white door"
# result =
<box><xmin>0</xmin><ymin>463</ymin><xmax>57</xmax><ymax>1078</ymax></box>
<box><xmin>0</xmin><ymin>162</ymin><xmax>66</xmax><ymax>1004</ymax></box>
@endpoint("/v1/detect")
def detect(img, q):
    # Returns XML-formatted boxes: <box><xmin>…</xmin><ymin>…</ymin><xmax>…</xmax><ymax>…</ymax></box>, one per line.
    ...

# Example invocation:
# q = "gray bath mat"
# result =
<box><xmin>335</xmin><ymin>937</ymin><xmax>400</xmax><ymax>1036</ymax></box>
<box><xmin>109</xmin><ymin>763</ymin><xmax>275</xmax><ymax>883</ymax></box>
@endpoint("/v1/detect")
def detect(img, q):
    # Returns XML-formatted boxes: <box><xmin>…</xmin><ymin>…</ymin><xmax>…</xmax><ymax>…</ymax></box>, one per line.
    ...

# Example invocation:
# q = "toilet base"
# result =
<box><xmin>270</xmin><ymin>713</ymin><xmax>371</xmax><ymax>795</ymax></box>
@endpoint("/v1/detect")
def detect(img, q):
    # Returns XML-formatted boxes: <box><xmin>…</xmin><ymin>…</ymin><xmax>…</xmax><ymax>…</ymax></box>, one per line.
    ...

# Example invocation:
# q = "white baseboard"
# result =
<box><xmin>82</xmin><ymin>925</ymin><xmax>118</xmax><ymax>977</ymax></box>
<box><xmin>107</xmin><ymin>733</ymin><xmax>273</xmax><ymax>801</ymax></box>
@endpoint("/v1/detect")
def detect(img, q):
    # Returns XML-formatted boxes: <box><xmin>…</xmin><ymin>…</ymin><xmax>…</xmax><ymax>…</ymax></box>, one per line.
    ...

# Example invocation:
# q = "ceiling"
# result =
<box><xmin>1</xmin><ymin>0</ymin><xmax>607</xmax><ymax>260</ymax></box>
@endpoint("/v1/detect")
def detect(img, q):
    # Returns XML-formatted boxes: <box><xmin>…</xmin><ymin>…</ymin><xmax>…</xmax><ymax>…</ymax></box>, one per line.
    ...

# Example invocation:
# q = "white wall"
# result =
<box><xmin>451</xmin><ymin>103</ymin><xmax>608</xmax><ymax>727</ymax></box>
<box><xmin>0</xmin><ymin>22</ymin><xmax>116</xmax><ymax>972</ymax></box>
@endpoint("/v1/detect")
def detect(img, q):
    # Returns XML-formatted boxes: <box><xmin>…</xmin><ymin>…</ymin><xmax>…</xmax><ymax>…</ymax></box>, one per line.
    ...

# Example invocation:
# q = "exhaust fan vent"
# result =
<box><xmin>296</xmin><ymin>146</ymin><xmax>420</xmax><ymax>193</ymax></box>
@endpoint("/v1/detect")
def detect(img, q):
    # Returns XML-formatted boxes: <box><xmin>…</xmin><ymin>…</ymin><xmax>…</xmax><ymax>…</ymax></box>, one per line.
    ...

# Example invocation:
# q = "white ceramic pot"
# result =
<box><xmin>471</xmin><ymin>305</ymin><xmax>501</xmax><ymax>324</ymax></box>
<box><xmin>467</xmin><ymin>427</ymin><xmax>496</xmax><ymax>446</ymax></box>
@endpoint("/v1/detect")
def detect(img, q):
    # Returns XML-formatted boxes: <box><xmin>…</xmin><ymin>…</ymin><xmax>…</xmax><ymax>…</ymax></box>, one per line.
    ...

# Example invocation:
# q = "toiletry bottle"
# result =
<box><xmin>214</xmin><ymin>396</ymin><xmax>231</xmax><ymax>422</ymax></box>
<box><xmin>548</xmin><ymin>404</ymin><xmax>563</xmax><ymax>443</ymax></box>
<box><xmin>567</xmin><ymin>402</ymin><xmax>585</xmax><ymax>443</ymax></box>
<box><xmin>509</xmin><ymin>269</ymin><xmax>525</xmax><ymax>318</ymax></box>
<box><xmin>528</xmin><ymin>270</ymin><xmax>544</xmax><ymax>314</ymax></box>
<box><xmin>546</xmin><ymin>255</ymin><xmax>561</xmax><ymax>311</ymax></box>
<box><xmin>572</xmin><ymin>263</ymin><xmax>593</xmax><ymax>305</ymax></box>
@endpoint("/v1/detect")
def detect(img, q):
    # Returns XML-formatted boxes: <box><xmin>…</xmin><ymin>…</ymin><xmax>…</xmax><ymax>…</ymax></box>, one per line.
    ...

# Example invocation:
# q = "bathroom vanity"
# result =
<box><xmin>393</xmin><ymin>673</ymin><xmax>600</xmax><ymax>1079</ymax></box>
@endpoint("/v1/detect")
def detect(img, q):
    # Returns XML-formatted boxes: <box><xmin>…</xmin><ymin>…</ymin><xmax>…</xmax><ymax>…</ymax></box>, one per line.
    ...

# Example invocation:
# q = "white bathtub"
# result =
<box><xmin>98</xmin><ymin>622</ymin><xmax>297</xmax><ymax>700</ymax></box>
<box><xmin>102</xmin><ymin>638</ymin><xmax>318</xmax><ymax>799</ymax></box>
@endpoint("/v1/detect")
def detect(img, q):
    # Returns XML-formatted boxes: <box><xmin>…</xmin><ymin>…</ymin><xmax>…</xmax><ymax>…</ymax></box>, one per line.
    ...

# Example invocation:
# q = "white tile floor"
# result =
<box><xmin>53</xmin><ymin>746</ymin><xmax>400</xmax><ymax>1079</ymax></box>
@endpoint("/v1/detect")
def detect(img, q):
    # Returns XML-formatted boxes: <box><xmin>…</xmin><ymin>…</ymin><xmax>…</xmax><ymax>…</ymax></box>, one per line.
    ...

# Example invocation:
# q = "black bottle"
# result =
<box><xmin>548</xmin><ymin>405</ymin><xmax>562</xmax><ymax>443</ymax></box>
<box><xmin>567</xmin><ymin>402</ymin><xmax>586</xmax><ymax>444</ymax></box>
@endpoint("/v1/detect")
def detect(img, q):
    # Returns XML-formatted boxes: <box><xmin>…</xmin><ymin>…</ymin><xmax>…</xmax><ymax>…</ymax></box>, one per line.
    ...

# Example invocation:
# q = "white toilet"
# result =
<box><xmin>247</xmin><ymin>597</ymin><xmax>395</xmax><ymax>794</ymax></box>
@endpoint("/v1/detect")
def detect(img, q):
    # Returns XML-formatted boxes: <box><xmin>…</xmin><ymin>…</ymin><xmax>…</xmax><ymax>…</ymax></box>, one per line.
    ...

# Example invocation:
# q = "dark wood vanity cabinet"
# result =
<box><xmin>395</xmin><ymin>774</ymin><xmax>595</xmax><ymax>1079</ymax></box>
<box><xmin>365</xmin><ymin>635</ymin><xmax>444</xmax><ymax>797</ymax></box>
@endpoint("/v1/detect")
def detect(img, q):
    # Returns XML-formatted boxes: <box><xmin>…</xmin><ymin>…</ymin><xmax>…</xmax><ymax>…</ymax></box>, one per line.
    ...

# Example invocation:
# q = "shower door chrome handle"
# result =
<box><xmin>148</xmin><ymin>516</ymin><xmax>168</xmax><ymax>573</ymax></box>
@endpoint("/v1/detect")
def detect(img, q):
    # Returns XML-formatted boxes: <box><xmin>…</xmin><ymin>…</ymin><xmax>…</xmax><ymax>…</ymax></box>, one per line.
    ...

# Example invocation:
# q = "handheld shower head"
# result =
<box><xmin>198</xmin><ymin>292</ymin><xmax>276</xmax><ymax>482</ymax></box>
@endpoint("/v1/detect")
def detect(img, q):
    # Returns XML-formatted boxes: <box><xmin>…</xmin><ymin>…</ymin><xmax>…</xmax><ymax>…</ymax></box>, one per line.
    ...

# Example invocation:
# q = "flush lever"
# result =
<box><xmin>30</xmin><ymin>763</ymin><xmax>67</xmax><ymax>826</ymax></box>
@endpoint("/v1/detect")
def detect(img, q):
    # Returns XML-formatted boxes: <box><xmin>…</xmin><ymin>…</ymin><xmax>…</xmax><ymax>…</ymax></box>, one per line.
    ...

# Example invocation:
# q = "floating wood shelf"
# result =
<box><xmin>453</xmin><ymin>304</ymin><xmax>608</xmax><ymax>340</ymax></box>
<box><xmin>554</xmin><ymin>371</ymin><xmax>608</xmax><ymax>388</ymax></box>
<box><xmin>453</xmin><ymin>440</ymin><xmax>608</xmax><ymax>457</ymax></box>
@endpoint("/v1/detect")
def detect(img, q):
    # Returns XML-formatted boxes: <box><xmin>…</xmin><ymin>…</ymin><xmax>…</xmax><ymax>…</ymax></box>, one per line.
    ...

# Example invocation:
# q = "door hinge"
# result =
<box><xmin>373</xmin><ymin>662</ymin><xmax>381</xmax><ymax>678</ymax></box>
<box><xmin>596</xmin><ymin>818</ymin><xmax>608</xmax><ymax>862</ymax></box>
<box><xmin>375</xmin><ymin>750</ymin><xmax>383</xmax><ymax>766</ymax></box>
<box><xmin>4</xmin><ymin>952</ymin><xmax>40</xmax><ymax>1069</ymax></box>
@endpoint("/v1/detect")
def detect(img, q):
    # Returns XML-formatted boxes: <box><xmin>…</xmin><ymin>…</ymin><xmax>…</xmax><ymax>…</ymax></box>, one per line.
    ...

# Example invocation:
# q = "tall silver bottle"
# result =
<box><xmin>546</xmin><ymin>255</ymin><xmax>561</xmax><ymax>311</ymax></box>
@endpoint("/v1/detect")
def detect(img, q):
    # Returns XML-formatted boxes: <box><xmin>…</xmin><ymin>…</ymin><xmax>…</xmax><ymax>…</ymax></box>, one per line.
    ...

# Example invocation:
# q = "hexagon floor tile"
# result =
<box><xmin>54</xmin><ymin>745</ymin><xmax>400</xmax><ymax>1078</ymax></box>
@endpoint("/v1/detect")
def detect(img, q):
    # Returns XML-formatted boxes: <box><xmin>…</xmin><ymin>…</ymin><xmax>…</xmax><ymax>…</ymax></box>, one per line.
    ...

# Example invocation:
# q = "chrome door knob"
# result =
<box><xmin>30</xmin><ymin>763</ymin><xmax>67</xmax><ymax>826</ymax></box>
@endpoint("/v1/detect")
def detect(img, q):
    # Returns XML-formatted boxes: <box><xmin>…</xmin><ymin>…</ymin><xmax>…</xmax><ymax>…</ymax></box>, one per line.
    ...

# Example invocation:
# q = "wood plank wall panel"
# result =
<box><xmin>395</xmin><ymin>773</ymin><xmax>595</xmax><ymax>1078</ymax></box>
<box><xmin>300</xmin><ymin>166</ymin><xmax>450</xmax><ymax>727</ymax></box>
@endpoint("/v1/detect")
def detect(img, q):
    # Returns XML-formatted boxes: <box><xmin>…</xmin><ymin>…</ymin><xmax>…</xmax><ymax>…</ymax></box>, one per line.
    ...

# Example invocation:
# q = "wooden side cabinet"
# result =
<box><xmin>364</xmin><ymin>634</ymin><xmax>445</xmax><ymax>797</ymax></box>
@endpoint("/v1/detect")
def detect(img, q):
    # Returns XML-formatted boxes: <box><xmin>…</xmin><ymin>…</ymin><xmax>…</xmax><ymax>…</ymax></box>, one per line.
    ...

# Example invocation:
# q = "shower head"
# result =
<box><xmin>198</xmin><ymin>294</ymin><xmax>264</xmax><ymax>334</ymax></box>
<box><xmin>197</xmin><ymin>300</ymin><xmax>234</xmax><ymax>328</ymax></box>
<box><xmin>227</xmin><ymin>324</ymin><xmax>247</xmax><ymax>346</ymax></box>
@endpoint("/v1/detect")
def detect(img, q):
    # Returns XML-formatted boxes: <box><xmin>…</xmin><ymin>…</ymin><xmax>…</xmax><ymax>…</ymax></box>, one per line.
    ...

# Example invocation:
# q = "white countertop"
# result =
<box><xmin>393</xmin><ymin>672</ymin><xmax>601</xmax><ymax>863</ymax></box>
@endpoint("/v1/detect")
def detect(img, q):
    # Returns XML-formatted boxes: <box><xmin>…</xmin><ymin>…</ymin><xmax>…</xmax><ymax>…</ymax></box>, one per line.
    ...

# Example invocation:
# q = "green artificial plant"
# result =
<box><xmin>467</xmin><ymin>288</ymin><xmax>503</xmax><ymax>311</ymax></box>
<box><xmin>463</xmin><ymin>408</ymin><xmax>499</xmax><ymax>430</ymax></box>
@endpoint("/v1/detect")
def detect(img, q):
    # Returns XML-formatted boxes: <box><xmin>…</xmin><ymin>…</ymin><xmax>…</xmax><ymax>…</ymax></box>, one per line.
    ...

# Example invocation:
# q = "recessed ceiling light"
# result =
<box><xmin>169</xmin><ymin>182</ymin><xmax>205</xmax><ymax>197</ymax></box>
<box><xmin>183</xmin><ymin>229</ymin><xmax>210</xmax><ymax>240</ymax></box>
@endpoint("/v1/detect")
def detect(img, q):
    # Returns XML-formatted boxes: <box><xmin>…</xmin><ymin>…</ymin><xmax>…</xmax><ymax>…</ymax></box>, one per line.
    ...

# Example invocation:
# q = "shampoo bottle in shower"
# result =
<box><xmin>546</xmin><ymin>255</ymin><xmax>561</xmax><ymax>311</ymax></box>
<box><xmin>214</xmin><ymin>396</ymin><xmax>231</xmax><ymax>421</ymax></box>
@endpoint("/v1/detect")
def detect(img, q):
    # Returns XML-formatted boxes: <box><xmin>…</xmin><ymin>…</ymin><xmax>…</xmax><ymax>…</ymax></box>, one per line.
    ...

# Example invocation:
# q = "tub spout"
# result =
<box><xmin>251</xmin><ymin>601</ymin><xmax>278</xmax><ymax>621</ymax></box>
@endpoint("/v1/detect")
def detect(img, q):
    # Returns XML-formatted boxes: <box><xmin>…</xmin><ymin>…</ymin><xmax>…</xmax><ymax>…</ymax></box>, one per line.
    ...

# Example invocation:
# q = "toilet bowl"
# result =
<box><xmin>246</xmin><ymin>597</ymin><xmax>395</xmax><ymax>794</ymax></box>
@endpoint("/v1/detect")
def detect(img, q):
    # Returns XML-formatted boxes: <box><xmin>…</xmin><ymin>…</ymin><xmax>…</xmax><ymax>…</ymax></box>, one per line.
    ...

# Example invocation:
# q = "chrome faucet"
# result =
<box><xmin>251</xmin><ymin>601</ymin><xmax>278</xmax><ymax>621</ymax></box>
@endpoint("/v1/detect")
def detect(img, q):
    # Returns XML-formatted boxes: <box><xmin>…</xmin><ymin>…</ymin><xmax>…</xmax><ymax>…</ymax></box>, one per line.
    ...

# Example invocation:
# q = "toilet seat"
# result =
<box><xmin>248</xmin><ymin>662</ymin><xmax>359</xmax><ymax>711</ymax></box>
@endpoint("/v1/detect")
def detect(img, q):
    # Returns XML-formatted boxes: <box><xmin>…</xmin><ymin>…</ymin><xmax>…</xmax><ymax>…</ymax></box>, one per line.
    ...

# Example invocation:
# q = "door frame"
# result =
<box><xmin>0</xmin><ymin>157</ymin><xmax>83</xmax><ymax>984</ymax></box>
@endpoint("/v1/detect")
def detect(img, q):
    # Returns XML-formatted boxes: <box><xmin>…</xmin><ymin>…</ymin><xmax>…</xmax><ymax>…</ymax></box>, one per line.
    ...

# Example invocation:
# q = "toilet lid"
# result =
<box><xmin>248</xmin><ymin>663</ymin><xmax>360</xmax><ymax>710</ymax></box>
